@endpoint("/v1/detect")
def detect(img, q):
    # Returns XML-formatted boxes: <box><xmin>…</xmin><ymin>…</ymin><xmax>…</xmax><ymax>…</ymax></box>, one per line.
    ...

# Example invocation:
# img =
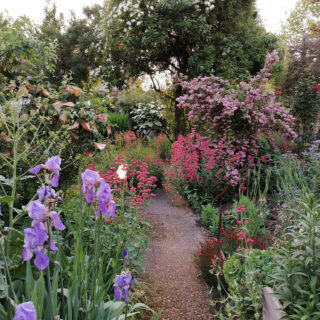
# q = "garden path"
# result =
<box><xmin>143</xmin><ymin>189</ymin><xmax>211</xmax><ymax>320</ymax></box>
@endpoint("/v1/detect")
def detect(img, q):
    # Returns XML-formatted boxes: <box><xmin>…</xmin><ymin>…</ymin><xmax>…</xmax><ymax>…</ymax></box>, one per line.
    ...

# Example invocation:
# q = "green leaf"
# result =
<box><xmin>0</xmin><ymin>196</ymin><xmax>14</xmax><ymax>204</ymax></box>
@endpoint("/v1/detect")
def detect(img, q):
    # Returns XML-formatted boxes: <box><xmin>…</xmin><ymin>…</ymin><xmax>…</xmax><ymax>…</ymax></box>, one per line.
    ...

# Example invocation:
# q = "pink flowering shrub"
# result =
<box><xmin>176</xmin><ymin>50</ymin><xmax>296</xmax><ymax>143</ymax></box>
<box><xmin>166</xmin><ymin>51</ymin><xmax>297</xmax><ymax>201</ymax></box>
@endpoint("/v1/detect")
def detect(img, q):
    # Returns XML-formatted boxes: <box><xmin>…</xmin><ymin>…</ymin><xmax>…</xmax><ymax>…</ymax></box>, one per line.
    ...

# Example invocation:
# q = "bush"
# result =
<box><xmin>201</xmin><ymin>204</ymin><xmax>219</xmax><ymax>233</ymax></box>
<box><xmin>218</xmin><ymin>249</ymin><xmax>275</xmax><ymax>319</ymax></box>
<box><xmin>107</xmin><ymin>112</ymin><xmax>130</xmax><ymax>133</ymax></box>
<box><xmin>130</xmin><ymin>102</ymin><xmax>166</xmax><ymax>140</ymax></box>
<box><xmin>273</xmin><ymin>194</ymin><xmax>320</xmax><ymax>319</ymax></box>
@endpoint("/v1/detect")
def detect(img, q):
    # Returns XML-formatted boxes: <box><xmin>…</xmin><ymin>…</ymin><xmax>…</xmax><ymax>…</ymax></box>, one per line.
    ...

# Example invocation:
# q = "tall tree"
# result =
<box><xmin>103</xmin><ymin>0</ymin><xmax>279</xmax><ymax>137</ymax></box>
<box><xmin>39</xmin><ymin>3</ymin><xmax>104</xmax><ymax>87</ymax></box>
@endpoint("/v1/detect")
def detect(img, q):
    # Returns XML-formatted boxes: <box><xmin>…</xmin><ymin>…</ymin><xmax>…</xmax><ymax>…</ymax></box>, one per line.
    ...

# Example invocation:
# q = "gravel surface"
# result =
<box><xmin>143</xmin><ymin>189</ymin><xmax>211</xmax><ymax>320</ymax></box>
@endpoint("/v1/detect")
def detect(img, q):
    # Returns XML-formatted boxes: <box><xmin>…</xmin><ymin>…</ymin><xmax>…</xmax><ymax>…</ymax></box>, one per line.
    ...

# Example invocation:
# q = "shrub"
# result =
<box><xmin>217</xmin><ymin>249</ymin><xmax>275</xmax><ymax>319</ymax></box>
<box><xmin>195</xmin><ymin>238</ymin><xmax>225</xmax><ymax>285</ymax></box>
<box><xmin>201</xmin><ymin>204</ymin><xmax>219</xmax><ymax>233</ymax></box>
<box><xmin>130</xmin><ymin>102</ymin><xmax>166</xmax><ymax>140</ymax></box>
<box><xmin>107</xmin><ymin>112</ymin><xmax>130</xmax><ymax>133</ymax></box>
<box><xmin>273</xmin><ymin>194</ymin><xmax>320</xmax><ymax>318</ymax></box>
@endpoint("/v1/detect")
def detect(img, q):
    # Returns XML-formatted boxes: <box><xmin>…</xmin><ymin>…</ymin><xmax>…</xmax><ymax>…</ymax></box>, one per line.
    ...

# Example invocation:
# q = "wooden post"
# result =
<box><xmin>262</xmin><ymin>287</ymin><xmax>287</xmax><ymax>320</ymax></box>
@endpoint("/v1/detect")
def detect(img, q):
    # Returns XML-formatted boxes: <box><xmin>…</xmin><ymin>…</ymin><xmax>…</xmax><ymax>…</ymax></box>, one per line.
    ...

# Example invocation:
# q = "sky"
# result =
<box><xmin>0</xmin><ymin>0</ymin><xmax>299</xmax><ymax>34</ymax></box>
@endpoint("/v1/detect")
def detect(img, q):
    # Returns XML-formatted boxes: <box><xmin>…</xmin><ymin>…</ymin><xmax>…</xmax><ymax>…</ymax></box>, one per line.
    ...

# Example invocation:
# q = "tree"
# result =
<box><xmin>38</xmin><ymin>3</ymin><xmax>105</xmax><ymax>87</ymax></box>
<box><xmin>103</xmin><ymin>0</ymin><xmax>279</xmax><ymax>137</ymax></box>
<box><xmin>281</xmin><ymin>0</ymin><xmax>320</xmax><ymax>142</ymax></box>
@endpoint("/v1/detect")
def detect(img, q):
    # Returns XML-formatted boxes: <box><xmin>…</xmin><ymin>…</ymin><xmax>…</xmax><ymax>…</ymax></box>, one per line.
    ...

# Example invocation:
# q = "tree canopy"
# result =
<box><xmin>103</xmin><ymin>0</ymin><xmax>279</xmax><ymax>88</ymax></box>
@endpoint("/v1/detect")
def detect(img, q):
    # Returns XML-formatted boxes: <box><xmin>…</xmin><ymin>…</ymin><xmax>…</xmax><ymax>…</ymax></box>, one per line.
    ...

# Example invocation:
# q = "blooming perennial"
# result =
<box><xmin>24</xmin><ymin>157</ymin><xmax>65</xmax><ymax>270</ymax></box>
<box><xmin>114</xmin><ymin>273</ymin><xmax>137</xmax><ymax>304</ymax></box>
<box><xmin>14</xmin><ymin>301</ymin><xmax>37</xmax><ymax>320</ymax></box>
<box><xmin>29</xmin><ymin>156</ymin><xmax>61</xmax><ymax>187</ymax></box>
<box><xmin>81</xmin><ymin>169</ymin><xmax>115</xmax><ymax>217</ymax></box>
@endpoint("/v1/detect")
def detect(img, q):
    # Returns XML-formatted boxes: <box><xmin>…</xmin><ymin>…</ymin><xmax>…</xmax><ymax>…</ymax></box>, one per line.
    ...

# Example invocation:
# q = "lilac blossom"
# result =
<box><xmin>14</xmin><ymin>301</ymin><xmax>37</xmax><ymax>320</ymax></box>
<box><xmin>29</xmin><ymin>156</ymin><xmax>61</xmax><ymax>187</ymax></box>
<box><xmin>96</xmin><ymin>181</ymin><xmax>114</xmax><ymax>216</ymax></box>
<box><xmin>81</xmin><ymin>169</ymin><xmax>100</xmax><ymax>203</ymax></box>
<box><xmin>114</xmin><ymin>273</ymin><xmax>137</xmax><ymax>304</ymax></box>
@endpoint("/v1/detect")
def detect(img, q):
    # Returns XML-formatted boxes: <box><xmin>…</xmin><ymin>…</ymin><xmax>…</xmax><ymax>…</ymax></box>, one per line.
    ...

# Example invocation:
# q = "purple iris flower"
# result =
<box><xmin>106</xmin><ymin>201</ymin><xmax>116</xmax><ymax>217</ymax></box>
<box><xmin>81</xmin><ymin>169</ymin><xmax>100</xmax><ymax>203</ymax></box>
<box><xmin>114</xmin><ymin>273</ymin><xmax>137</xmax><ymax>304</ymax></box>
<box><xmin>49</xmin><ymin>212</ymin><xmax>66</xmax><ymax>230</ymax></box>
<box><xmin>29</xmin><ymin>156</ymin><xmax>61</xmax><ymax>187</ymax></box>
<box><xmin>14</xmin><ymin>301</ymin><xmax>37</xmax><ymax>320</ymax></box>
<box><xmin>23</xmin><ymin>222</ymin><xmax>49</xmax><ymax>270</ymax></box>
<box><xmin>27</xmin><ymin>200</ymin><xmax>65</xmax><ymax>230</ymax></box>
<box><xmin>37</xmin><ymin>185</ymin><xmax>61</xmax><ymax>202</ymax></box>
<box><xmin>27</xmin><ymin>200</ymin><xmax>46</xmax><ymax>221</ymax></box>
<box><xmin>96</xmin><ymin>181</ymin><xmax>113</xmax><ymax>215</ymax></box>
<box><xmin>123</xmin><ymin>248</ymin><xmax>129</xmax><ymax>266</ymax></box>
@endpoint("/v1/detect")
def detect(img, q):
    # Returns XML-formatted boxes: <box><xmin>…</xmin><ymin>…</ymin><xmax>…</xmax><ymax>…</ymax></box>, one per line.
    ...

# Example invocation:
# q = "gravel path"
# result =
<box><xmin>143</xmin><ymin>189</ymin><xmax>211</xmax><ymax>320</ymax></box>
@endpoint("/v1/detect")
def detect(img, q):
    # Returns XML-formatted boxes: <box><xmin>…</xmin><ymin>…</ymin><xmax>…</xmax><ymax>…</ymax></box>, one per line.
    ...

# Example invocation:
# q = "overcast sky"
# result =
<box><xmin>0</xmin><ymin>0</ymin><xmax>298</xmax><ymax>34</ymax></box>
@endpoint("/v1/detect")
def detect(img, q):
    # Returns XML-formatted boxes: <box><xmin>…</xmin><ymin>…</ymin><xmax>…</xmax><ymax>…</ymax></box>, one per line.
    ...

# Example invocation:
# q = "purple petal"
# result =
<box><xmin>45</xmin><ymin>156</ymin><xmax>61</xmax><ymax>171</ymax></box>
<box><xmin>22</xmin><ymin>246</ymin><xmax>33</xmax><ymax>262</ymax></box>
<box><xmin>96</xmin><ymin>181</ymin><xmax>112</xmax><ymax>203</ymax></box>
<box><xmin>27</xmin><ymin>200</ymin><xmax>46</xmax><ymax>221</ymax></box>
<box><xmin>34</xmin><ymin>250</ymin><xmax>49</xmax><ymax>270</ymax></box>
<box><xmin>106</xmin><ymin>202</ymin><xmax>116</xmax><ymax>217</ymax></box>
<box><xmin>14</xmin><ymin>301</ymin><xmax>37</xmax><ymax>320</ymax></box>
<box><xmin>85</xmin><ymin>187</ymin><xmax>96</xmax><ymax>203</ymax></box>
<box><xmin>51</xmin><ymin>172</ymin><xmax>60</xmax><ymax>187</ymax></box>
<box><xmin>96</xmin><ymin>201</ymin><xmax>107</xmax><ymax>215</ymax></box>
<box><xmin>123</xmin><ymin>287</ymin><xmax>130</xmax><ymax>304</ymax></box>
<box><xmin>50</xmin><ymin>213</ymin><xmax>66</xmax><ymax>230</ymax></box>
<box><xmin>29</xmin><ymin>164</ymin><xmax>44</xmax><ymax>174</ymax></box>
<box><xmin>114</xmin><ymin>285</ymin><xmax>122</xmax><ymax>301</ymax></box>
<box><xmin>37</xmin><ymin>186</ymin><xmax>51</xmax><ymax>202</ymax></box>
<box><xmin>123</xmin><ymin>248</ymin><xmax>129</xmax><ymax>261</ymax></box>
<box><xmin>50</xmin><ymin>240</ymin><xmax>58</xmax><ymax>251</ymax></box>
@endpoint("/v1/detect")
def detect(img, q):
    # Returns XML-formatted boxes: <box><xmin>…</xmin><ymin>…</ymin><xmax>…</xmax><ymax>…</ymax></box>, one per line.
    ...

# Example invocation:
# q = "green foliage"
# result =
<box><xmin>286</xmin><ymin>74</ymin><xmax>320</xmax><ymax>144</ymax></box>
<box><xmin>107</xmin><ymin>112</ymin><xmax>130</xmax><ymax>133</ymax></box>
<box><xmin>237</xmin><ymin>196</ymin><xmax>268</xmax><ymax>237</ymax></box>
<box><xmin>130</xmin><ymin>102</ymin><xmax>166</xmax><ymax>140</ymax></box>
<box><xmin>0</xmin><ymin>15</ymin><xmax>57</xmax><ymax>83</ymax></box>
<box><xmin>39</xmin><ymin>3</ymin><xmax>105</xmax><ymax>87</ymax></box>
<box><xmin>273</xmin><ymin>194</ymin><xmax>320</xmax><ymax>318</ymax></box>
<box><xmin>217</xmin><ymin>249</ymin><xmax>275</xmax><ymax>320</ymax></box>
<box><xmin>104</xmin><ymin>0</ymin><xmax>279</xmax><ymax>85</ymax></box>
<box><xmin>201</xmin><ymin>204</ymin><xmax>219</xmax><ymax>234</ymax></box>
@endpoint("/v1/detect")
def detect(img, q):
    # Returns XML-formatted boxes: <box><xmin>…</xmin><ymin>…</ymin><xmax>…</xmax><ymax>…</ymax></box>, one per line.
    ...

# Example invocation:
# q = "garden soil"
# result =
<box><xmin>142</xmin><ymin>189</ymin><xmax>211</xmax><ymax>320</ymax></box>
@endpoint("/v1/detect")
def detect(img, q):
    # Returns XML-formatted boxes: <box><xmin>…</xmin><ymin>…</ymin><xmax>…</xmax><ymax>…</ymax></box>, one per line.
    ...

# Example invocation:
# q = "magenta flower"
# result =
<box><xmin>14</xmin><ymin>301</ymin><xmax>37</xmax><ymax>320</ymax></box>
<box><xmin>29</xmin><ymin>156</ymin><xmax>61</xmax><ymax>187</ymax></box>
<box><xmin>114</xmin><ymin>273</ymin><xmax>137</xmax><ymax>304</ymax></box>
<box><xmin>81</xmin><ymin>169</ymin><xmax>100</xmax><ymax>203</ymax></box>
<box><xmin>96</xmin><ymin>181</ymin><xmax>114</xmax><ymax>216</ymax></box>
